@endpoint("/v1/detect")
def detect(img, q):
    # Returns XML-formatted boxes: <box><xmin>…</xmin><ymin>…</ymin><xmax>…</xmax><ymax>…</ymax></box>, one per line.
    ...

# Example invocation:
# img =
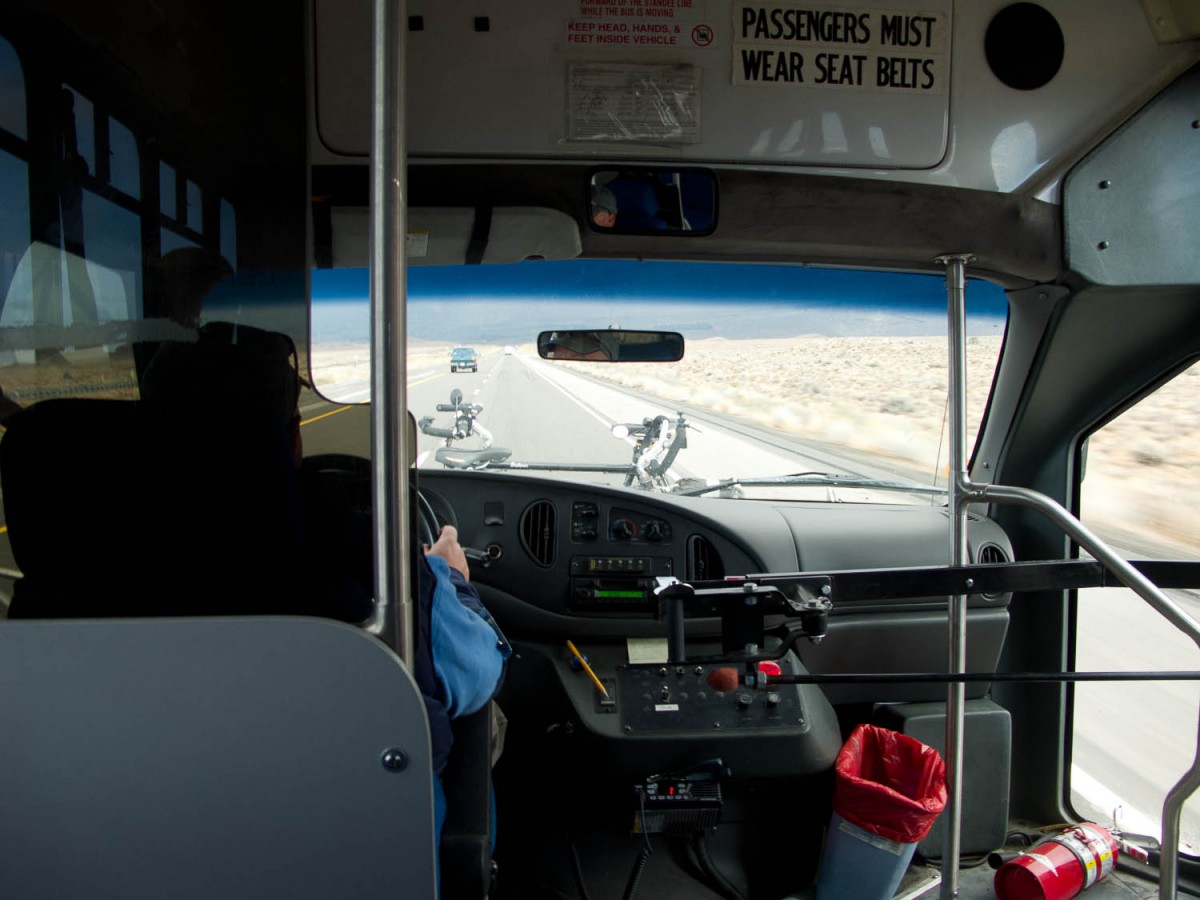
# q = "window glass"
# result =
<box><xmin>0</xmin><ymin>149</ymin><xmax>29</xmax><ymax>306</ymax></box>
<box><xmin>68</xmin><ymin>88</ymin><xmax>95</xmax><ymax>177</ymax></box>
<box><xmin>159</xmin><ymin>162</ymin><xmax>176</xmax><ymax>218</ymax></box>
<box><xmin>108</xmin><ymin>116</ymin><xmax>139</xmax><ymax>199</ymax></box>
<box><xmin>220</xmin><ymin>198</ymin><xmax>237</xmax><ymax>270</ymax></box>
<box><xmin>311</xmin><ymin>261</ymin><xmax>1005</xmax><ymax>503</ymax></box>
<box><xmin>0</xmin><ymin>35</ymin><xmax>26</xmax><ymax>140</ymax></box>
<box><xmin>161</xmin><ymin>230</ymin><xmax>200</xmax><ymax>256</ymax></box>
<box><xmin>186</xmin><ymin>180</ymin><xmax>202</xmax><ymax>232</ymax></box>
<box><xmin>80</xmin><ymin>190</ymin><xmax>140</xmax><ymax>321</ymax></box>
<box><xmin>1072</xmin><ymin>361</ymin><xmax>1200</xmax><ymax>847</ymax></box>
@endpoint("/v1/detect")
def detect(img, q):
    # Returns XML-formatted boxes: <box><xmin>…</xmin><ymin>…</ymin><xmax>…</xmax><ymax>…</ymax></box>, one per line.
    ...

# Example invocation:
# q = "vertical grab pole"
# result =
<box><xmin>365</xmin><ymin>0</ymin><xmax>413</xmax><ymax>664</ymax></box>
<box><xmin>937</xmin><ymin>253</ymin><xmax>974</xmax><ymax>899</ymax></box>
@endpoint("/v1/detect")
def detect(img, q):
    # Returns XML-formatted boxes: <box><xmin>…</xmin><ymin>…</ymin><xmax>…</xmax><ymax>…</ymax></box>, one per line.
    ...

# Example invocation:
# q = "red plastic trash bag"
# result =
<box><xmin>832</xmin><ymin>723</ymin><xmax>947</xmax><ymax>844</ymax></box>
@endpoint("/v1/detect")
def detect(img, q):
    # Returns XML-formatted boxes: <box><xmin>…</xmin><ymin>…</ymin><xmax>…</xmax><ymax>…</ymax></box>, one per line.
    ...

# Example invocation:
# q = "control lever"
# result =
<box><xmin>463</xmin><ymin>543</ymin><xmax>503</xmax><ymax>568</ymax></box>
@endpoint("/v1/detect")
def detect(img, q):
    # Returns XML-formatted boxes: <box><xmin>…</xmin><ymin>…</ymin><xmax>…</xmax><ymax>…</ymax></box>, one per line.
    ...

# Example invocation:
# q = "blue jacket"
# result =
<box><xmin>413</xmin><ymin>553</ymin><xmax>510</xmax><ymax>774</ymax></box>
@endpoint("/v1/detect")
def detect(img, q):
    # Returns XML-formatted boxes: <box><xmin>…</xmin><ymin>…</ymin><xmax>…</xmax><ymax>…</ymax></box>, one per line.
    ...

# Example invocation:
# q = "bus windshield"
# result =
<box><xmin>312</xmin><ymin>260</ymin><xmax>1006</xmax><ymax>503</ymax></box>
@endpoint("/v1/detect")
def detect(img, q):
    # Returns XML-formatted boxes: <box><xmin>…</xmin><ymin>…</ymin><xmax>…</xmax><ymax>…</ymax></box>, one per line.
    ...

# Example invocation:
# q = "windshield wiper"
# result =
<box><xmin>672</xmin><ymin>472</ymin><xmax>947</xmax><ymax>498</ymax></box>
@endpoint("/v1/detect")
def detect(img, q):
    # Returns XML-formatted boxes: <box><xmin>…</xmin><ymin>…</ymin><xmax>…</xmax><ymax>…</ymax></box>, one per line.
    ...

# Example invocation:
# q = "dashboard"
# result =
<box><xmin>418</xmin><ymin>469</ymin><xmax>1013</xmax><ymax>741</ymax></box>
<box><xmin>294</xmin><ymin>457</ymin><xmax>1016</xmax><ymax>781</ymax></box>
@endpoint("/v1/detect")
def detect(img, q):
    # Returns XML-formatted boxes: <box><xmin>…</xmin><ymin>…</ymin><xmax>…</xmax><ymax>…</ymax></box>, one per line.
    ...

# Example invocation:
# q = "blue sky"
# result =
<box><xmin>311</xmin><ymin>260</ymin><xmax>1007</xmax><ymax>344</ymax></box>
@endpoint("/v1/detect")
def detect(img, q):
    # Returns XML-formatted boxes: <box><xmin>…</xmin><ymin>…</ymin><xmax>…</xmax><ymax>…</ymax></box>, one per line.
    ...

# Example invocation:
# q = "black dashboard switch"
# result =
<box><xmin>483</xmin><ymin>502</ymin><xmax>504</xmax><ymax>525</ymax></box>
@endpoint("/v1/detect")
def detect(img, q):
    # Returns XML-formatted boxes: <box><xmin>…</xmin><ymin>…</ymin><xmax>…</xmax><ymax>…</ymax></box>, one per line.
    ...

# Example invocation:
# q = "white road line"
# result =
<box><xmin>514</xmin><ymin>355</ymin><xmax>615</xmax><ymax>431</ymax></box>
<box><xmin>511</xmin><ymin>355</ymin><xmax>692</xmax><ymax>481</ymax></box>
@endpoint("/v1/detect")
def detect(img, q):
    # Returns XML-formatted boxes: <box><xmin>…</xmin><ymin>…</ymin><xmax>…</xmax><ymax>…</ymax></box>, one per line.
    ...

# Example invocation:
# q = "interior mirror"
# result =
<box><xmin>538</xmin><ymin>330</ymin><xmax>684</xmax><ymax>362</ymax></box>
<box><xmin>589</xmin><ymin>169</ymin><xmax>716</xmax><ymax>235</ymax></box>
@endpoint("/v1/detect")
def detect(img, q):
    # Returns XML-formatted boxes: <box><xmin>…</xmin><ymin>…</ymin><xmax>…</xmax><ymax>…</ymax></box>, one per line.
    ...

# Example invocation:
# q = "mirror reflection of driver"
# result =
<box><xmin>590</xmin><ymin>186</ymin><xmax>617</xmax><ymax>228</ymax></box>
<box><xmin>543</xmin><ymin>330</ymin><xmax>616</xmax><ymax>361</ymax></box>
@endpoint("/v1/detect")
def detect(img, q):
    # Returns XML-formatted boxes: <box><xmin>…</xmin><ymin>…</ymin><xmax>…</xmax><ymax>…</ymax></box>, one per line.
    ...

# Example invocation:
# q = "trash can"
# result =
<box><xmin>815</xmin><ymin>724</ymin><xmax>947</xmax><ymax>900</ymax></box>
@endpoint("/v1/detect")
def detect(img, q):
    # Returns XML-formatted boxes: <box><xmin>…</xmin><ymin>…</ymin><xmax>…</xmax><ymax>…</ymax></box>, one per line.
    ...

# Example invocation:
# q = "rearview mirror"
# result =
<box><xmin>537</xmin><ymin>330</ymin><xmax>684</xmax><ymax>362</ymax></box>
<box><xmin>589</xmin><ymin>169</ymin><xmax>716</xmax><ymax>236</ymax></box>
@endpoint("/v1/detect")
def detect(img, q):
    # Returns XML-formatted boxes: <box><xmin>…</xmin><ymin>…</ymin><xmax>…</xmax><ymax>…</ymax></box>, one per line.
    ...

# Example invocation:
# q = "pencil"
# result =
<box><xmin>566</xmin><ymin>640</ymin><xmax>609</xmax><ymax>698</ymax></box>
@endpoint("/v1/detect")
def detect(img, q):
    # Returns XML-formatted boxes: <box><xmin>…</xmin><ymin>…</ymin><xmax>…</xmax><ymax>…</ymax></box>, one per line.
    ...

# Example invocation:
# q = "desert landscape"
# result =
<box><xmin>311</xmin><ymin>334</ymin><xmax>1200</xmax><ymax>559</ymax></box>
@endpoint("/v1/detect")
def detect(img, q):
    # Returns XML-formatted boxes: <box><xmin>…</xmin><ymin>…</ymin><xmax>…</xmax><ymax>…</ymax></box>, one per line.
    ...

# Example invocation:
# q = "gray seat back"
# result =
<box><xmin>0</xmin><ymin>616</ymin><xmax>435</xmax><ymax>900</ymax></box>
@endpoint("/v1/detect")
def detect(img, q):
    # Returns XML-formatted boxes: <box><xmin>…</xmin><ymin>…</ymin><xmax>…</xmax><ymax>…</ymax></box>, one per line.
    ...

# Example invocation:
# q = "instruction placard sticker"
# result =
<box><xmin>732</xmin><ymin>3</ymin><xmax>950</xmax><ymax>93</ymax></box>
<box><xmin>566</xmin><ymin>0</ymin><xmax>704</xmax><ymax>50</ymax></box>
<box><xmin>567</xmin><ymin>63</ymin><xmax>701</xmax><ymax>143</ymax></box>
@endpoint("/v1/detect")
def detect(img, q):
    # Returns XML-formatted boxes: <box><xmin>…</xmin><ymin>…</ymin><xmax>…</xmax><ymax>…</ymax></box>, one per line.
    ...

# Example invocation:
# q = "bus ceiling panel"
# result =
<box><xmin>312</xmin><ymin>0</ymin><xmax>1197</xmax><ymax>196</ymax></box>
<box><xmin>1064</xmin><ymin>62</ymin><xmax>1200</xmax><ymax>286</ymax></box>
<box><xmin>327</xmin><ymin>207</ymin><xmax>581</xmax><ymax>268</ymax></box>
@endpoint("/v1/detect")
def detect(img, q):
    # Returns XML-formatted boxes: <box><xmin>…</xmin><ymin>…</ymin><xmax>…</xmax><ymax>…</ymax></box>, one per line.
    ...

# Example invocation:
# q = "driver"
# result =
<box><xmin>418</xmin><ymin>524</ymin><xmax>510</xmax><ymax>849</ymax></box>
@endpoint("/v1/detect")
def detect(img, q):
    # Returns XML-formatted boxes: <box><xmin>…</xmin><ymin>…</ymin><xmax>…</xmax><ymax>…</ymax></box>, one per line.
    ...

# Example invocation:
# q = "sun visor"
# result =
<box><xmin>330</xmin><ymin>207</ymin><xmax>581</xmax><ymax>268</ymax></box>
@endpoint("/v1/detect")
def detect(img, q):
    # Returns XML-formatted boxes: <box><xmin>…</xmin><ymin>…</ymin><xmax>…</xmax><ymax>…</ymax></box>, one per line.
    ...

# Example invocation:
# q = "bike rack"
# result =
<box><xmin>937</xmin><ymin>254</ymin><xmax>1200</xmax><ymax>899</ymax></box>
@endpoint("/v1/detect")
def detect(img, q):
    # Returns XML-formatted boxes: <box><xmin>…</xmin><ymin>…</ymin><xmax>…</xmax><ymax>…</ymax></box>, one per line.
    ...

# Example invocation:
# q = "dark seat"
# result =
<box><xmin>2</xmin><ymin>396</ymin><xmax>497</xmax><ymax>896</ymax></box>
<box><xmin>441</xmin><ymin>703</ymin><xmax>498</xmax><ymax>898</ymax></box>
<box><xmin>0</xmin><ymin>397</ymin><xmax>334</xmax><ymax>618</ymax></box>
<box><xmin>0</xmin><ymin>615</ymin><xmax>437</xmax><ymax>899</ymax></box>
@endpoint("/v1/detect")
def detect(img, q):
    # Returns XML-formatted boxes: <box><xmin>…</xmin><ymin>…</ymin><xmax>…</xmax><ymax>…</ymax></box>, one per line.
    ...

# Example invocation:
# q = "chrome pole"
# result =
<box><xmin>365</xmin><ymin>0</ymin><xmax>412</xmax><ymax>664</ymax></box>
<box><xmin>937</xmin><ymin>253</ymin><xmax>974</xmax><ymax>899</ymax></box>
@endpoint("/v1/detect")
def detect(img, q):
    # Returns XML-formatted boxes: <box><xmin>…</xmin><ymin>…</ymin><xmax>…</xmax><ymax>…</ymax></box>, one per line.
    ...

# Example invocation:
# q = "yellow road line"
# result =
<box><xmin>300</xmin><ymin>405</ymin><xmax>354</xmax><ymax>427</ymax></box>
<box><xmin>300</xmin><ymin>370</ymin><xmax>447</xmax><ymax>426</ymax></box>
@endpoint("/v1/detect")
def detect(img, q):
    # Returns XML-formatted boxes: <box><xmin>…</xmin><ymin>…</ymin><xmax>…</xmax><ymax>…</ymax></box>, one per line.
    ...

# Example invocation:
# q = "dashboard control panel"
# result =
<box><xmin>617</xmin><ymin>657</ymin><xmax>807</xmax><ymax>734</ymax></box>
<box><xmin>568</xmin><ymin>555</ymin><xmax>673</xmax><ymax>613</ymax></box>
<box><xmin>570</xmin><ymin>501</ymin><xmax>674</xmax><ymax>544</ymax></box>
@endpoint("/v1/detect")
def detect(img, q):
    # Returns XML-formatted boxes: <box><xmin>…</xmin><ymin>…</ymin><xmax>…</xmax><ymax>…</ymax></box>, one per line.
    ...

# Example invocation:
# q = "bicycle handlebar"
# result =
<box><xmin>436</xmin><ymin>402</ymin><xmax>483</xmax><ymax>415</ymax></box>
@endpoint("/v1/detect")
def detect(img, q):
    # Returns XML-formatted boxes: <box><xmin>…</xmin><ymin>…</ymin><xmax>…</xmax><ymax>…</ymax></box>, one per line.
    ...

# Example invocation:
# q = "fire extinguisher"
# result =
<box><xmin>993</xmin><ymin>823</ymin><xmax>1119</xmax><ymax>900</ymax></box>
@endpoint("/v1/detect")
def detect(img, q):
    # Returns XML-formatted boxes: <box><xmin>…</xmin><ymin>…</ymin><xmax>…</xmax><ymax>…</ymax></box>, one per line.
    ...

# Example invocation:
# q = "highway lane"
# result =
<box><xmin>399</xmin><ymin>349</ymin><xmax>909</xmax><ymax>493</ymax></box>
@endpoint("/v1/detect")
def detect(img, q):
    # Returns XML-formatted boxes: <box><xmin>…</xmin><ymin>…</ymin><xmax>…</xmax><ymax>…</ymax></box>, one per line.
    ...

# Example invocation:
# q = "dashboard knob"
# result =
<box><xmin>611</xmin><ymin>518</ymin><xmax>636</xmax><ymax>541</ymax></box>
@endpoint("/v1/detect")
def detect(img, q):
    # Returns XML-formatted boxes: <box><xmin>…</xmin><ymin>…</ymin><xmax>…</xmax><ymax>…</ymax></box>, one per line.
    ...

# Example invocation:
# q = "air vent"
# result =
<box><xmin>975</xmin><ymin>542</ymin><xmax>1010</xmax><ymax>598</ymax></box>
<box><xmin>977</xmin><ymin>543</ymin><xmax>1008</xmax><ymax>565</ymax></box>
<box><xmin>519</xmin><ymin>500</ymin><xmax>557</xmax><ymax>568</ymax></box>
<box><xmin>686</xmin><ymin>534</ymin><xmax>724</xmax><ymax>582</ymax></box>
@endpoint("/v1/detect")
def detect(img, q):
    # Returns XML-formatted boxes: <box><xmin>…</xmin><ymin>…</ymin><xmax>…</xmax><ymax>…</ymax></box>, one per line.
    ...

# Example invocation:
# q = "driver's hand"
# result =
<box><xmin>425</xmin><ymin>524</ymin><xmax>470</xmax><ymax>581</ymax></box>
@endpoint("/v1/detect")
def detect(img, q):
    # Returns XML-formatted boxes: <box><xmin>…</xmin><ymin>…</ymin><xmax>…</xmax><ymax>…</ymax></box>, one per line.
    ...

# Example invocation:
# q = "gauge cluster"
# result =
<box><xmin>607</xmin><ymin>507</ymin><xmax>673</xmax><ymax>544</ymax></box>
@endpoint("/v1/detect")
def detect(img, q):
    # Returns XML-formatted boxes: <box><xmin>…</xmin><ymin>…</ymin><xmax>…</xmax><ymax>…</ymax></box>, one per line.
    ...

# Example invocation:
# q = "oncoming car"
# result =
<box><xmin>450</xmin><ymin>346</ymin><xmax>478</xmax><ymax>373</ymax></box>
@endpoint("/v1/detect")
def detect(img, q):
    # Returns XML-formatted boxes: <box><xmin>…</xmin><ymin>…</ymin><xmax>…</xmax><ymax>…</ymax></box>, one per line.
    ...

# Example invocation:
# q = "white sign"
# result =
<box><xmin>732</xmin><ymin>3</ymin><xmax>950</xmax><ymax>92</ymax></box>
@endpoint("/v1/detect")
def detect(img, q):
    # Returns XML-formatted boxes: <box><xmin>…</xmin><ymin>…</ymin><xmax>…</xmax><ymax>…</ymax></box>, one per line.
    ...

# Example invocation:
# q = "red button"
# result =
<box><xmin>758</xmin><ymin>661</ymin><xmax>782</xmax><ymax>676</ymax></box>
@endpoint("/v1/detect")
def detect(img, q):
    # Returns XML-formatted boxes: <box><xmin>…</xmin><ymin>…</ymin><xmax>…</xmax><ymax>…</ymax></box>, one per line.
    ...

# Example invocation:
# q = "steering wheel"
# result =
<box><xmin>300</xmin><ymin>453</ymin><xmax>453</xmax><ymax>548</ymax></box>
<box><xmin>417</xmin><ymin>489</ymin><xmax>440</xmax><ymax>548</ymax></box>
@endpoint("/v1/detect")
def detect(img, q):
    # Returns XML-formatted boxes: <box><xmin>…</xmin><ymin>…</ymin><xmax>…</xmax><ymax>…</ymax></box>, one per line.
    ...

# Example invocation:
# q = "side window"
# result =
<box><xmin>1071</xmin><ymin>361</ymin><xmax>1200</xmax><ymax>845</ymax></box>
<box><xmin>0</xmin><ymin>34</ymin><xmax>30</xmax><ymax>337</ymax></box>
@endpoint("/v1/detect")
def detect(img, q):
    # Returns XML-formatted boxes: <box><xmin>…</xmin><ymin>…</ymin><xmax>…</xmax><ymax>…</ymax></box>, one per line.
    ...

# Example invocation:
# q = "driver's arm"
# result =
<box><xmin>424</xmin><ymin>527</ymin><xmax>511</xmax><ymax>716</ymax></box>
